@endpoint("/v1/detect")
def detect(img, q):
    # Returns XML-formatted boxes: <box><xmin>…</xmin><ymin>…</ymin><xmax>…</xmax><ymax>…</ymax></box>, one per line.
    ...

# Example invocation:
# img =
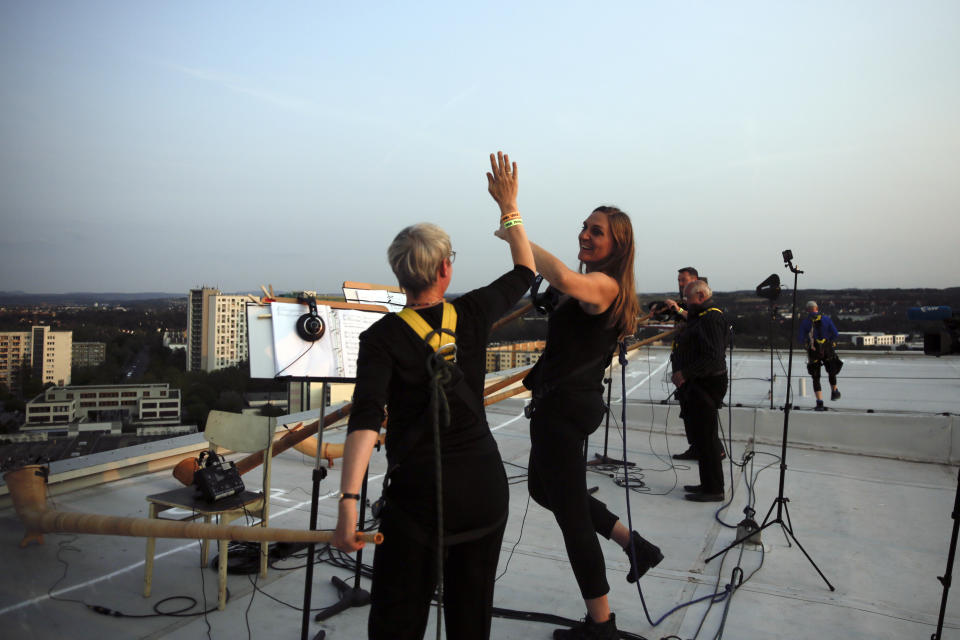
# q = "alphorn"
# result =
<box><xmin>176</xmin><ymin>317</ymin><xmax>674</xmax><ymax>480</ymax></box>
<box><xmin>4</xmin><ymin>465</ymin><xmax>382</xmax><ymax>548</ymax></box>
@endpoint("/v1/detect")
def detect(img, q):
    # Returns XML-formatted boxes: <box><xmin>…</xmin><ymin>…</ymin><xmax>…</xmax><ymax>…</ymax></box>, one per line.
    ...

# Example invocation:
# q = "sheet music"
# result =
<box><xmin>247</xmin><ymin>300</ymin><xmax>388</xmax><ymax>379</ymax></box>
<box><xmin>336</xmin><ymin>309</ymin><xmax>384</xmax><ymax>378</ymax></box>
<box><xmin>343</xmin><ymin>287</ymin><xmax>406</xmax><ymax>313</ymax></box>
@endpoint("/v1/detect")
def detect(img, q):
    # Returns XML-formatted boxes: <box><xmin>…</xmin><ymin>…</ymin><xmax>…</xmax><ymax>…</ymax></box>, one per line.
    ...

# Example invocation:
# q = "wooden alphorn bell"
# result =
<box><xmin>4</xmin><ymin>465</ymin><xmax>382</xmax><ymax>548</ymax></box>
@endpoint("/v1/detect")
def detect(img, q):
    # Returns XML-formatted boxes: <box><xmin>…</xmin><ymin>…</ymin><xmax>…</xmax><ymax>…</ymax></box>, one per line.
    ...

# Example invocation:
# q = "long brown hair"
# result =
<box><xmin>583</xmin><ymin>205</ymin><xmax>639</xmax><ymax>339</ymax></box>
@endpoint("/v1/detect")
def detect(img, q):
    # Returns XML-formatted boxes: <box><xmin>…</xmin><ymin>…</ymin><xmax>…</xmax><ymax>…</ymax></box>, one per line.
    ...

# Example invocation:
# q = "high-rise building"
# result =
<box><xmin>187</xmin><ymin>287</ymin><xmax>218</xmax><ymax>372</ymax></box>
<box><xmin>0</xmin><ymin>326</ymin><xmax>72</xmax><ymax>390</ymax></box>
<box><xmin>186</xmin><ymin>287</ymin><xmax>249</xmax><ymax>372</ymax></box>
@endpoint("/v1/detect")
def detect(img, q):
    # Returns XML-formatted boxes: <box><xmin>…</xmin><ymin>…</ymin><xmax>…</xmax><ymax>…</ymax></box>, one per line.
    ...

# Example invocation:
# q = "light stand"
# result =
<box><xmin>931</xmin><ymin>465</ymin><xmax>960</xmax><ymax>640</ymax></box>
<box><xmin>706</xmin><ymin>251</ymin><xmax>834</xmax><ymax>592</ymax></box>
<box><xmin>768</xmin><ymin>301</ymin><xmax>776</xmax><ymax>410</ymax></box>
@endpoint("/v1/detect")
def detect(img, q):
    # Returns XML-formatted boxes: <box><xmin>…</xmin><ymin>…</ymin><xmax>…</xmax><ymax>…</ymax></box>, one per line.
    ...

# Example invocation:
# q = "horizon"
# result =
<box><xmin>2</xmin><ymin>284</ymin><xmax>959</xmax><ymax>301</ymax></box>
<box><xmin>2</xmin><ymin>2</ymin><xmax>958</xmax><ymax>294</ymax></box>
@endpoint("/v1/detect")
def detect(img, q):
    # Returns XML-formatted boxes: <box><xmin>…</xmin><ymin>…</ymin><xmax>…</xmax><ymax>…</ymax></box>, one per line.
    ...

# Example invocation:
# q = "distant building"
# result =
<box><xmin>486</xmin><ymin>341</ymin><xmax>545</xmax><ymax>373</ymax></box>
<box><xmin>838</xmin><ymin>332</ymin><xmax>908</xmax><ymax>347</ymax></box>
<box><xmin>72</xmin><ymin>342</ymin><xmax>106</xmax><ymax>368</ymax></box>
<box><xmin>187</xmin><ymin>287</ymin><xmax>218</xmax><ymax>372</ymax></box>
<box><xmin>162</xmin><ymin>330</ymin><xmax>186</xmax><ymax>352</ymax></box>
<box><xmin>0</xmin><ymin>326</ymin><xmax>72</xmax><ymax>390</ymax></box>
<box><xmin>187</xmin><ymin>287</ymin><xmax>249</xmax><ymax>372</ymax></box>
<box><xmin>24</xmin><ymin>382</ymin><xmax>182</xmax><ymax>428</ymax></box>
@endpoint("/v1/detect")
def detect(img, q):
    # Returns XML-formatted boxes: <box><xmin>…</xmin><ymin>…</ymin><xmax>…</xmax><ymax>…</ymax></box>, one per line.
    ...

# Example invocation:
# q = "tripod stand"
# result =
<box><xmin>706</xmin><ymin>251</ymin><xmax>834</xmax><ymax>592</ymax></box>
<box><xmin>932</xmin><ymin>465</ymin><xmax>960</xmax><ymax>640</ymax></box>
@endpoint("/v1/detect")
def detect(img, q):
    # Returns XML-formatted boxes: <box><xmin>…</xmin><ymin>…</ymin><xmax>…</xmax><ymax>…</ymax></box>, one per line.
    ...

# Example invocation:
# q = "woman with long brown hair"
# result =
<box><xmin>499</xmin><ymin>205</ymin><xmax>662</xmax><ymax>639</ymax></box>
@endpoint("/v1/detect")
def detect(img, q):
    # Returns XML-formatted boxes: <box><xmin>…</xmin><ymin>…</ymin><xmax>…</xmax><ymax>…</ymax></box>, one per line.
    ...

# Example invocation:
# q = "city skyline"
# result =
<box><xmin>2</xmin><ymin>1</ymin><xmax>959</xmax><ymax>294</ymax></box>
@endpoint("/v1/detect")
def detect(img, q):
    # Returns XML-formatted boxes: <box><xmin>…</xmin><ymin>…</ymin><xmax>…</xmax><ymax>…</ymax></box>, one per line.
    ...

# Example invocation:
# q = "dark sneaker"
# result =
<box><xmin>672</xmin><ymin>447</ymin><xmax>698</xmax><ymax>460</ymax></box>
<box><xmin>814</xmin><ymin>404</ymin><xmax>827</xmax><ymax>412</ymax></box>
<box><xmin>683</xmin><ymin>484</ymin><xmax>703</xmax><ymax>493</ymax></box>
<box><xmin>685</xmin><ymin>491</ymin><xmax>725</xmax><ymax>502</ymax></box>
<box><xmin>554</xmin><ymin>613</ymin><xmax>618</xmax><ymax>640</ymax></box>
<box><xmin>623</xmin><ymin>531</ymin><xmax>663</xmax><ymax>583</ymax></box>
<box><xmin>831</xmin><ymin>389</ymin><xmax>841</xmax><ymax>401</ymax></box>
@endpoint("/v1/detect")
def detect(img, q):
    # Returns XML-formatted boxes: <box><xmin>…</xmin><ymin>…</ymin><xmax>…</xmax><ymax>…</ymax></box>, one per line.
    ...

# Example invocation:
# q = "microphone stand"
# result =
<box><xmin>705</xmin><ymin>253</ymin><xmax>834</xmax><ymax>592</ymax></box>
<box><xmin>314</xmin><ymin>471</ymin><xmax>371</xmax><ymax>622</ymax></box>
<box><xmin>587</xmin><ymin>349</ymin><xmax>635</xmax><ymax>467</ymax></box>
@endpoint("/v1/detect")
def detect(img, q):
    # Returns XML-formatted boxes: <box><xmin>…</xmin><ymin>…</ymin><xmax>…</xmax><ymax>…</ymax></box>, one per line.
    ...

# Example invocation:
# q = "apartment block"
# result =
<box><xmin>486</xmin><ymin>340</ymin><xmax>545</xmax><ymax>373</ymax></box>
<box><xmin>25</xmin><ymin>382</ymin><xmax>181</xmax><ymax>427</ymax></box>
<box><xmin>72</xmin><ymin>342</ymin><xmax>106</xmax><ymax>368</ymax></box>
<box><xmin>0</xmin><ymin>326</ymin><xmax>72</xmax><ymax>390</ymax></box>
<box><xmin>187</xmin><ymin>287</ymin><xmax>249</xmax><ymax>372</ymax></box>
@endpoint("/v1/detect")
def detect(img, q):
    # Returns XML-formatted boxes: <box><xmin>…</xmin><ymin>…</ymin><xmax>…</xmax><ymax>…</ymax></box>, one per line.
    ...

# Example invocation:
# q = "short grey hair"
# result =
<box><xmin>387</xmin><ymin>223</ymin><xmax>452</xmax><ymax>294</ymax></box>
<box><xmin>806</xmin><ymin>300</ymin><xmax>818</xmax><ymax>311</ymax></box>
<box><xmin>685</xmin><ymin>279</ymin><xmax>712</xmax><ymax>299</ymax></box>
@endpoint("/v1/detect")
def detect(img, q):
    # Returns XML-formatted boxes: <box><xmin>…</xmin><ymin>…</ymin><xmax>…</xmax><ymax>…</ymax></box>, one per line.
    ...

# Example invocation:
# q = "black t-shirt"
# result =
<box><xmin>525</xmin><ymin>297</ymin><xmax>619</xmax><ymax>396</ymax></box>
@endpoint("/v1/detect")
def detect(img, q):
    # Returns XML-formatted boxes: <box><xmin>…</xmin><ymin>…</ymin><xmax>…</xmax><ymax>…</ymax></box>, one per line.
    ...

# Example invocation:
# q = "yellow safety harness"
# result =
<box><xmin>397</xmin><ymin>303</ymin><xmax>458</xmax><ymax>361</ymax></box>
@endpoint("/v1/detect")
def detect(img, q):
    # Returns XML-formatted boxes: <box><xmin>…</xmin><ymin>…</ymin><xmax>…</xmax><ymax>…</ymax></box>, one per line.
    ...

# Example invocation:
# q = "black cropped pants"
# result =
<box><xmin>527</xmin><ymin>391</ymin><xmax>619</xmax><ymax>600</ymax></box>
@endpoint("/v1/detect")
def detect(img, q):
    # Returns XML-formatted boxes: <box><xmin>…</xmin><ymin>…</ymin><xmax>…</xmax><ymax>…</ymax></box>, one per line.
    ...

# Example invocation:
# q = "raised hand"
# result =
<box><xmin>486</xmin><ymin>151</ymin><xmax>519</xmax><ymax>214</ymax></box>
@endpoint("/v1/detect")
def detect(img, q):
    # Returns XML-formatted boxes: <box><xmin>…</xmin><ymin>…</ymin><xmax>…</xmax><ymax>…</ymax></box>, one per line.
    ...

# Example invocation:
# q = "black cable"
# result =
<box><xmin>496</xmin><ymin>492</ymin><xmax>532</xmax><ymax>582</ymax></box>
<box><xmin>275</xmin><ymin>341</ymin><xmax>316</xmax><ymax>377</ymax></box>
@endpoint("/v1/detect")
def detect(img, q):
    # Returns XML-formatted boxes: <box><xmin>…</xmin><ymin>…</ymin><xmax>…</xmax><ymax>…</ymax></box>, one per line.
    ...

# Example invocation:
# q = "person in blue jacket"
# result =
<box><xmin>797</xmin><ymin>301</ymin><xmax>842</xmax><ymax>411</ymax></box>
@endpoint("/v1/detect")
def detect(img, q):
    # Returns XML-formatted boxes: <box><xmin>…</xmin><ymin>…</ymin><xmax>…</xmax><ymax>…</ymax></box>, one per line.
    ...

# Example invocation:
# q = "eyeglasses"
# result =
<box><xmin>448</xmin><ymin>251</ymin><xmax>456</xmax><ymax>264</ymax></box>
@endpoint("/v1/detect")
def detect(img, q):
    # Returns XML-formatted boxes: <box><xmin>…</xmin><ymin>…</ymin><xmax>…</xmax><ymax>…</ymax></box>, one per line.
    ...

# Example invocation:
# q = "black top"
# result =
<box><xmin>670</xmin><ymin>298</ymin><xmax>728</xmax><ymax>380</ymax></box>
<box><xmin>348</xmin><ymin>265</ymin><xmax>535</xmax><ymax>467</ymax></box>
<box><xmin>525</xmin><ymin>297</ymin><xmax>619</xmax><ymax>396</ymax></box>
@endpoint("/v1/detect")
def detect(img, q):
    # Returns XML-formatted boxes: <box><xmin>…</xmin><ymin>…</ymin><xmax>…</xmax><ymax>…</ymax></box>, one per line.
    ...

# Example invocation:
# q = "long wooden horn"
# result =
<box><xmin>4</xmin><ymin>465</ymin><xmax>382</xmax><ymax>548</ymax></box>
<box><xmin>177</xmin><ymin>321</ymin><xmax>674</xmax><ymax>480</ymax></box>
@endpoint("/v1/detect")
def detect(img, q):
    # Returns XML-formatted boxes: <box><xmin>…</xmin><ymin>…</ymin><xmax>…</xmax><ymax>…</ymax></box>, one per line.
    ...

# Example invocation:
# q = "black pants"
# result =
<box><xmin>807</xmin><ymin>352</ymin><xmax>839</xmax><ymax>393</ymax></box>
<box><xmin>527</xmin><ymin>391</ymin><xmax>619</xmax><ymax>600</ymax></box>
<box><xmin>368</xmin><ymin>508</ymin><xmax>506</xmax><ymax>640</ymax></box>
<box><xmin>678</xmin><ymin>374</ymin><xmax>727</xmax><ymax>493</ymax></box>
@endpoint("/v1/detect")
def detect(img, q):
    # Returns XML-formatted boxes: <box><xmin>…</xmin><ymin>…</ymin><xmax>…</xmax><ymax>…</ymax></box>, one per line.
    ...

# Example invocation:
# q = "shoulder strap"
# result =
<box><xmin>397</xmin><ymin>303</ymin><xmax>458</xmax><ymax>361</ymax></box>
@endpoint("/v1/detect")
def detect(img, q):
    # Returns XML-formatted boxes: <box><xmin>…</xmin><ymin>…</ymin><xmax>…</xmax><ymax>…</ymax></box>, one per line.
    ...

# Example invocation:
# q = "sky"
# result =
<box><xmin>1</xmin><ymin>1</ymin><xmax>958</xmax><ymax>295</ymax></box>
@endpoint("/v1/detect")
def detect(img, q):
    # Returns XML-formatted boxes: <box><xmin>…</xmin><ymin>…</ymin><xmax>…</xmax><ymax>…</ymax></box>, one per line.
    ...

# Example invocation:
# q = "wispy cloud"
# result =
<box><xmin>172</xmin><ymin>64</ymin><xmax>310</xmax><ymax>112</ymax></box>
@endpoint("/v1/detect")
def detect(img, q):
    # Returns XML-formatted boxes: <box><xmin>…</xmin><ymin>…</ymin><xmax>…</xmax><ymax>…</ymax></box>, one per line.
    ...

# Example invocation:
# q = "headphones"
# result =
<box><xmin>296</xmin><ymin>294</ymin><xmax>325</xmax><ymax>342</ymax></box>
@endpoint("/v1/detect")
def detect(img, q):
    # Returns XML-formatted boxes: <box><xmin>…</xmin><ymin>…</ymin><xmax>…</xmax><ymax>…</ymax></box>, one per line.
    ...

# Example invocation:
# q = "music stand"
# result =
<box><xmin>247</xmin><ymin>294</ymin><xmax>389</xmax><ymax>639</ymax></box>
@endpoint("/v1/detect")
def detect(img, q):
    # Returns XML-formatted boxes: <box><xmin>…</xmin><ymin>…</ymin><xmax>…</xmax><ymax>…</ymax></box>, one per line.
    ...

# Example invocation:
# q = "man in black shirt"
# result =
<box><xmin>659</xmin><ymin>267</ymin><xmax>700</xmax><ymax>460</ymax></box>
<box><xmin>670</xmin><ymin>280</ymin><xmax>728</xmax><ymax>502</ymax></box>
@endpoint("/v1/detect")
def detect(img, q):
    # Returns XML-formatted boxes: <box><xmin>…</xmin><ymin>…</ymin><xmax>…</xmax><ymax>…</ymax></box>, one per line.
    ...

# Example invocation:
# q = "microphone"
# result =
<box><xmin>907</xmin><ymin>306</ymin><xmax>952</xmax><ymax>322</ymax></box>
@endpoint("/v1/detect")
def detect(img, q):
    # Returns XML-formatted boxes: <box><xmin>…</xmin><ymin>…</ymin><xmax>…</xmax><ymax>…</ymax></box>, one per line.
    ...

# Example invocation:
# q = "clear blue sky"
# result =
<box><xmin>2</xmin><ymin>1</ymin><xmax>958</xmax><ymax>295</ymax></box>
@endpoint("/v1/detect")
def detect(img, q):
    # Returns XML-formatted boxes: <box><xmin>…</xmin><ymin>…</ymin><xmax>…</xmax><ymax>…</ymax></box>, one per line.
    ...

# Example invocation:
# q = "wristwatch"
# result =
<box><xmin>339</xmin><ymin>492</ymin><xmax>361</xmax><ymax>502</ymax></box>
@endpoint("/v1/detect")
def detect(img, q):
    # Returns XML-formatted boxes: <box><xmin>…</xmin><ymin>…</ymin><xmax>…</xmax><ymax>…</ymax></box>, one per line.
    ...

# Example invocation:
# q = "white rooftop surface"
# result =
<box><xmin>1</xmin><ymin>348</ymin><xmax>959</xmax><ymax>640</ymax></box>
